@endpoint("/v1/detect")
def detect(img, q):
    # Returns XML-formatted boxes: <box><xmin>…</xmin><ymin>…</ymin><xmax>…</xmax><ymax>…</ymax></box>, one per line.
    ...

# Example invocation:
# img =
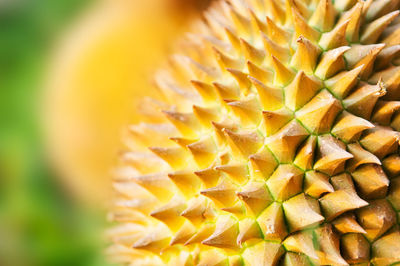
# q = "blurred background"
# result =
<box><xmin>0</xmin><ymin>0</ymin><xmax>212</xmax><ymax>265</ymax></box>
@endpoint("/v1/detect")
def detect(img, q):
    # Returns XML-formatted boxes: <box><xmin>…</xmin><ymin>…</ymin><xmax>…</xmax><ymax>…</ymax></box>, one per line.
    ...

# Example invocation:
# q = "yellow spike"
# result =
<box><xmin>229</xmin><ymin>6</ymin><xmax>252</xmax><ymax>37</ymax></box>
<box><xmin>224</xmin><ymin>27</ymin><xmax>241</xmax><ymax>53</ymax></box>
<box><xmin>314</xmin><ymin>135</ymin><xmax>353</xmax><ymax>175</ymax></box>
<box><xmin>261</xmin><ymin>33</ymin><xmax>291</xmax><ymax>63</ymax></box>
<box><xmin>365</xmin><ymin>0</ymin><xmax>399</xmax><ymax>22</ymax></box>
<box><xmin>196</xmin><ymin>249</ymin><xmax>228</xmax><ymax>266</ymax></box>
<box><xmin>352</xmin><ymin>164</ymin><xmax>389</xmax><ymax>199</ymax></box>
<box><xmin>309</xmin><ymin>0</ymin><xmax>337</xmax><ymax>32</ymax></box>
<box><xmin>202</xmin><ymin>216</ymin><xmax>239</xmax><ymax>249</ymax></box>
<box><xmin>181</xmin><ymin>197</ymin><xmax>209</xmax><ymax>225</ymax></box>
<box><xmin>271</xmin><ymin>55</ymin><xmax>296</xmax><ymax>86</ymax></box>
<box><xmin>265</xmin><ymin>16</ymin><xmax>291</xmax><ymax>45</ymax></box>
<box><xmin>212</xmin><ymin>81</ymin><xmax>240</xmax><ymax>100</ymax></box>
<box><xmin>190</xmin><ymin>80</ymin><xmax>217</xmax><ymax>103</ymax></box>
<box><xmin>162</xmin><ymin>110</ymin><xmax>200</xmax><ymax>138</ymax></box>
<box><xmin>319</xmin><ymin>173</ymin><xmax>368</xmax><ymax>220</ymax></box>
<box><xmin>375</xmin><ymin>45</ymin><xmax>400</xmax><ymax>70</ymax></box>
<box><xmin>266</xmin><ymin>121</ymin><xmax>309</xmax><ymax>163</ymax></box>
<box><xmin>212</xmin><ymin>47</ymin><xmax>242</xmax><ymax>70</ymax></box>
<box><xmin>149</xmin><ymin>146</ymin><xmax>187</xmax><ymax>169</ymax></box>
<box><xmin>325</xmin><ymin>65</ymin><xmax>364</xmax><ymax>99</ymax></box>
<box><xmin>262</xmin><ymin>108</ymin><xmax>293</xmax><ymax>136</ymax></box>
<box><xmin>169</xmin><ymin>136</ymin><xmax>197</xmax><ymax>148</ymax></box>
<box><xmin>315</xmin><ymin>225</ymin><xmax>348</xmax><ymax>266</ymax></box>
<box><xmin>215</xmin><ymin>163</ymin><xmax>249</xmax><ymax>184</ymax></box>
<box><xmin>129</xmin><ymin>174</ymin><xmax>175</xmax><ymax>202</ymax></box>
<box><xmin>371</xmin><ymin>231</ymin><xmax>400</xmax><ymax>266</ymax></box>
<box><xmin>194</xmin><ymin>165</ymin><xmax>221</xmax><ymax>188</ymax></box>
<box><xmin>282</xmin><ymin>252</ymin><xmax>310</xmax><ymax>266</ymax></box>
<box><xmin>319</xmin><ymin>19</ymin><xmax>349</xmax><ymax>50</ymax></box>
<box><xmin>237</xmin><ymin>218</ymin><xmax>262</xmax><ymax>246</ymax></box>
<box><xmin>168</xmin><ymin>171</ymin><xmax>202</xmax><ymax>198</ymax></box>
<box><xmin>341</xmin><ymin>233</ymin><xmax>370</xmax><ymax>264</ymax></box>
<box><xmin>248</xmin><ymin>9</ymin><xmax>267</xmax><ymax>34</ymax></box>
<box><xmin>192</xmin><ymin>105</ymin><xmax>219</xmax><ymax>127</ymax></box>
<box><xmin>292</xmin><ymin>7</ymin><xmax>321</xmax><ymax>43</ymax></box>
<box><xmin>264</xmin><ymin>0</ymin><xmax>286</xmax><ymax>24</ymax></box>
<box><xmin>211</xmin><ymin>120</ymin><xmax>239</xmax><ymax>145</ymax></box>
<box><xmin>315</xmin><ymin>46</ymin><xmax>350</xmax><ymax>79</ymax></box>
<box><xmin>248</xmin><ymin>146</ymin><xmax>278</xmax><ymax>179</ymax></box>
<box><xmin>227</xmin><ymin>97</ymin><xmax>262</xmax><ymax>125</ymax></box>
<box><xmin>304</xmin><ymin>170</ymin><xmax>334</xmax><ymax>198</ymax></box>
<box><xmin>200</xmin><ymin>178</ymin><xmax>238</xmax><ymax>207</ymax></box>
<box><xmin>356</xmin><ymin>199</ymin><xmax>396</xmax><ymax>241</ymax></box>
<box><xmin>283</xmin><ymin>231</ymin><xmax>319</xmax><ymax>261</ymax></box>
<box><xmin>370</xmin><ymin>66</ymin><xmax>400</xmax><ymax>100</ymax></box>
<box><xmin>283</xmin><ymin>193</ymin><xmax>324</xmax><ymax>233</ymax></box>
<box><xmin>334</xmin><ymin>0</ymin><xmax>357</xmax><ymax>11</ymax></box>
<box><xmin>382</xmin><ymin>154</ymin><xmax>400</xmax><ymax>177</ymax></box>
<box><xmin>343</xmin><ymin>81</ymin><xmax>386</xmax><ymax>119</ymax></box>
<box><xmin>242</xmin><ymin>241</ymin><xmax>285</xmax><ymax>266</ymax></box>
<box><xmin>285</xmin><ymin>71</ymin><xmax>322</xmax><ymax>110</ymax></box>
<box><xmin>296</xmin><ymin>90</ymin><xmax>342</xmax><ymax>134</ymax></box>
<box><xmin>285</xmin><ymin>0</ymin><xmax>311</xmax><ymax>24</ymax></box>
<box><xmin>331</xmin><ymin>111</ymin><xmax>374</xmax><ymax>142</ymax></box>
<box><xmin>246</xmin><ymin>60</ymin><xmax>273</xmax><ymax>84</ymax></box>
<box><xmin>294</xmin><ymin>136</ymin><xmax>316</xmax><ymax>170</ymax></box>
<box><xmin>226</xmin><ymin>68</ymin><xmax>252</xmax><ymax>94</ymax></box>
<box><xmin>150</xmin><ymin>198</ymin><xmax>186</xmax><ymax>230</ymax></box>
<box><xmin>361</xmin><ymin>10</ymin><xmax>400</xmax><ymax>44</ymax></box>
<box><xmin>266</xmin><ymin>164</ymin><xmax>304</xmax><ymax>201</ymax></box>
<box><xmin>387</xmin><ymin>177</ymin><xmax>400</xmax><ymax>209</ymax></box>
<box><xmin>184</xmin><ymin>223</ymin><xmax>215</xmax><ymax>245</ymax></box>
<box><xmin>257</xmin><ymin>202</ymin><xmax>288</xmax><ymax>241</ymax></box>
<box><xmin>360</xmin><ymin>126</ymin><xmax>400</xmax><ymax>159</ymax></box>
<box><xmin>338</xmin><ymin>1</ymin><xmax>363</xmax><ymax>42</ymax></box>
<box><xmin>170</xmin><ymin>221</ymin><xmax>196</xmax><ymax>246</ymax></box>
<box><xmin>347</xmin><ymin>143</ymin><xmax>381</xmax><ymax>172</ymax></box>
<box><xmin>381</xmin><ymin>22</ymin><xmax>400</xmax><ymax>46</ymax></box>
<box><xmin>372</xmin><ymin>100</ymin><xmax>400</xmax><ymax>125</ymax></box>
<box><xmin>344</xmin><ymin>44</ymin><xmax>385</xmax><ymax>79</ymax></box>
<box><xmin>332</xmin><ymin>213</ymin><xmax>367</xmax><ymax>234</ymax></box>
<box><xmin>132</xmin><ymin>229</ymin><xmax>170</xmax><ymax>254</ymax></box>
<box><xmin>249</xmin><ymin>76</ymin><xmax>283</xmax><ymax>110</ymax></box>
<box><xmin>224</xmin><ymin>129</ymin><xmax>263</xmax><ymax>158</ymax></box>
<box><xmin>290</xmin><ymin>36</ymin><xmax>321</xmax><ymax>74</ymax></box>
<box><xmin>221</xmin><ymin>202</ymin><xmax>246</xmax><ymax>219</ymax></box>
<box><xmin>240</xmin><ymin>38</ymin><xmax>265</xmax><ymax>64</ymax></box>
<box><xmin>187</xmin><ymin>137</ymin><xmax>217</xmax><ymax>168</ymax></box>
<box><xmin>237</xmin><ymin>181</ymin><xmax>273</xmax><ymax>216</ymax></box>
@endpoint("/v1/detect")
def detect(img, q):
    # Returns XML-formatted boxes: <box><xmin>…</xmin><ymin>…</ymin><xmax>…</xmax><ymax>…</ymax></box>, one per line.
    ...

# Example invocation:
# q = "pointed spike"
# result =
<box><xmin>331</xmin><ymin>111</ymin><xmax>374</xmax><ymax>142</ymax></box>
<box><xmin>248</xmin><ymin>9</ymin><xmax>267</xmax><ymax>34</ymax></box>
<box><xmin>193</xmin><ymin>105</ymin><xmax>219</xmax><ymax>127</ymax></box>
<box><xmin>187</xmin><ymin>137</ymin><xmax>217</xmax><ymax>168</ymax></box>
<box><xmin>325</xmin><ymin>65</ymin><xmax>364</xmax><ymax>99</ymax></box>
<box><xmin>162</xmin><ymin>110</ymin><xmax>200</xmax><ymax>138</ymax></box>
<box><xmin>246</xmin><ymin>60</ymin><xmax>273</xmax><ymax>84</ymax></box>
<box><xmin>226</xmin><ymin>68</ymin><xmax>252</xmax><ymax>94</ymax></box>
<box><xmin>200</xmin><ymin>178</ymin><xmax>237</xmax><ymax>207</ymax></box>
<box><xmin>202</xmin><ymin>216</ymin><xmax>239</xmax><ymax>249</ymax></box>
<box><xmin>224</xmin><ymin>27</ymin><xmax>241</xmax><ymax>52</ymax></box>
<box><xmin>292</xmin><ymin>7</ymin><xmax>321</xmax><ymax>42</ymax></box>
<box><xmin>264</xmin><ymin>0</ymin><xmax>286</xmax><ymax>24</ymax></box>
<box><xmin>249</xmin><ymin>76</ymin><xmax>283</xmax><ymax>110</ymax></box>
<box><xmin>341</xmin><ymin>233</ymin><xmax>370</xmax><ymax>264</ymax></box>
<box><xmin>237</xmin><ymin>181</ymin><xmax>273</xmax><ymax>216</ymax></box>
<box><xmin>315</xmin><ymin>224</ymin><xmax>348</xmax><ymax>266</ymax></box>
<box><xmin>248</xmin><ymin>146</ymin><xmax>278</xmax><ymax>179</ymax></box>
<box><xmin>285</xmin><ymin>0</ymin><xmax>311</xmax><ymax>24</ymax></box>
<box><xmin>221</xmin><ymin>201</ymin><xmax>246</xmax><ymax>218</ymax></box>
<box><xmin>170</xmin><ymin>221</ymin><xmax>196</xmax><ymax>245</ymax></box>
<box><xmin>290</xmin><ymin>36</ymin><xmax>321</xmax><ymax>74</ymax></box>
<box><xmin>240</xmin><ymin>38</ymin><xmax>265</xmax><ymax>64</ymax></box>
<box><xmin>283</xmin><ymin>231</ymin><xmax>319</xmax><ymax>261</ymax></box>
<box><xmin>361</xmin><ymin>10</ymin><xmax>400</xmax><ymax>44</ymax></box>
<box><xmin>149</xmin><ymin>146</ymin><xmax>187</xmax><ymax>169</ymax></box>
<box><xmin>229</xmin><ymin>7</ymin><xmax>252</xmax><ymax>37</ymax></box>
<box><xmin>194</xmin><ymin>165</ymin><xmax>221</xmax><ymax>188</ymax></box>
<box><xmin>285</xmin><ymin>71</ymin><xmax>322</xmax><ymax>110</ymax></box>
<box><xmin>334</xmin><ymin>0</ymin><xmax>357</xmax><ymax>11</ymax></box>
<box><xmin>360</xmin><ymin>126</ymin><xmax>400</xmax><ymax>159</ymax></box>
<box><xmin>212</xmin><ymin>81</ymin><xmax>240</xmax><ymax>100</ymax></box>
<box><xmin>257</xmin><ymin>202</ymin><xmax>288</xmax><ymax>241</ymax></box>
<box><xmin>262</xmin><ymin>108</ymin><xmax>293</xmax><ymax>136</ymax></box>
<box><xmin>228</xmin><ymin>97</ymin><xmax>262</xmax><ymax>125</ymax></box>
<box><xmin>181</xmin><ymin>197</ymin><xmax>208</xmax><ymax>225</ymax></box>
<box><xmin>215</xmin><ymin>164</ymin><xmax>249</xmax><ymax>184</ymax></box>
<box><xmin>150</xmin><ymin>199</ymin><xmax>186</xmax><ymax>230</ymax></box>
<box><xmin>261</xmin><ymin>33</ymin><xmax>291</xmax><ymax>63</ymax></box>
<box><xmin>212</xmin><ymin>47</ymin><xmax>242</xmax><ymax>70</ymax></box>
<box><xmin>237</xmin><ymin>218</ymin><xmax>262</xmax><ymax>246</ymax></box>
<box><xmin>339</xmin><ymin>1</ymin><xmax>363</xmax><ymax>42</ymax></box>
<box><xmin>169</xmin><ymin>137</ymin><xmax>197</xmax><ymax>148</ymax></box>
<box><xmin>375</xmin><ymin>45</ymin><xmax>400</xmax><ymax>70</ymax></box>
<box><xmin>127</xmin><ymin>173</ymin><xmax>175</xmax><ymax>202</ymax></box>
<box><xmin>309</xmin><ymin>0</ymin><xmax>337</xmax><ymax>32</ymax></box>
<box><xmin>382</xmin><ymin>154</ymin><xmax>400</xmax><ymax>177</ymax></box>
<box><xmin>347</xmin><ymin>143</ymin><xmax>381</xmax><ymax>172</ymax></box>
<box><xmin>242</xmin><ymin>241</ymin><xmax>285</xmax><ymax>266</ymax></box>
<box><xmin>168</xmin><ymin>171</ymin><xmax>202</xmax><ymax>198</ymax></box>
<box><xmin>197</xmin><ymin>250</ymin><xmax>228</xmax><ymax>266</ymax></box>
<box><xmin>315</xmin><ymin>46</ymin><xmax>350</xmax><ymax>79</ymax></box>
<box><xmin>371</xmin><ymin>100</ymin><xmax>400</xmax><ymax>126</ymax></box>
<box><xmin>296</xmin><ymin>90</ymin><xmax>342</xmax><ymax>134</ymax></box>
<box><xmin>304</xmin><ymin>170</ymin><xmax>334</xmax><ymax>198</ymax></box>
<box><xmin>344</xmin><ymin>44</ymin><xmax>385</xmax><ymax>79</ymax></box>
<box><xmin>365</xmin><ymin>0</ymin><xmax>398</xmax><ymax>21</ymax></box>
<box><xmin>352</xmin><ymin>164</ymin><xmax>389</xmax><ymax>199</ymax></box>
<box><xmin>184</xmin><ymin>223</ymin><xmax>215</xmax><ymax>245</ymax></box>
<box><xmin>332</xmin><ymin>213</ymin><xmax>367</xmax><ymax>234</ymax></box>
<box><xmin>282</xmin><ymin>252</ymin><xmax>310</xmax><ymax>266</ymax></box>
<box><xmin>224</xmin><ymin>129</ymin><xmax>262</xmax><ymax>158</ymax></box>
<box><xmin>132</xmin><ymin>230</ymin><xmax>170</xmax><ymax>253</ymax></box>
<box><xmin>265</xmin><ymin>16</ymin><xmax>291</xmax><ymax>45</ymax></box>
<box><xmin>294</xmin><ymin>136</ymin><xmax>317</xmax><ymax>170</ymax></box>
<box><xmin>271</xmin><ymin>55</ymin><xmax>296</xmax><ymax>86</ymax></box>
<box><xmin>371</xmin><ymin>230</ymin><xmax>400</xmax><ymax>265</ymax></box>
<box><xmin>190</xmin><ymin>80</ymin><xmax>217</xmax><ymax>103</ymax></box>
<box><xmin>319</xmin><ymin>19</ymin><xmax>349</xmax><ymax>50</ymax></box>
<box><xmin>266</xmin><ymin>164</ymin><xmax>304</xmax><ymax>201</ymax></box>
<box><xmin>370</xmin><ymin>66</ymin><xmax>400</xmax><ymax>101</ymax></box>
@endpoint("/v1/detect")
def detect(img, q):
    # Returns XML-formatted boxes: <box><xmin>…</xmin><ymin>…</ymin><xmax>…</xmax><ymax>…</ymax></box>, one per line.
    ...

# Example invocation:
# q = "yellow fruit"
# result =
<box><xmin>108</xmin><ymin>0</ymin><xmax>400</xmax><ymax>265</ymax></box>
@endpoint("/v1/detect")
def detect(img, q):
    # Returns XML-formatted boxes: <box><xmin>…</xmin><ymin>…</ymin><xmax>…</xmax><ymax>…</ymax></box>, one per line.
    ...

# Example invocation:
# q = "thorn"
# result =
<box><xmin>261</xmin><ymin>33</ymin><xmax>291</xmax><ymax>63</ymax></box>
<box><xmin>319</xmin><ymin>19</ymin><xmax>349</xmax><ymax>50</ymax></box>
<box><xmin>361</xmin><ymin>10</ymin><xmax>400</xmax><ymax>44</ymax></box>
<box><xmin>304</xmin><ymin>170</ymin><xmax>334</xmax><ymax>198</ymax></box>
<box><xmin>248</xmin><ymin>76</ymin><xmax>283</xmax><ymax>110</ymax></box>
<box><xmin>246</xmin><ymin>60</ymin><xmax>273</xmax><ymax>84</ymax></box>
<box><xmin>309</xmin><ymin>0</ymin><xmax>337</xmax><ymax>32</ymax></box>
<box><xmin>294</xmin><ymin>136</ymin><xmax>317</xmax><ymax>170</ymax></box>
<box><xmin>237</xmin><ymin>181</ymin><xmax>273</xmax><ymax>216</ymax></box>
<box><xmin>257</xmin><ymin>202</ymin><xmax>288</xmax><ymax>241</ymax></box>
<box><xmin>315</xmin><ymin>46</ymin><xmax>350</xmax><ymax>79</ymax></box>
<box><xmin>262</xmin><ymin>108</ymin><xmax>293</xmax><ymax>136</ymax></box>
<box><xmin>271</xmin><ymin>55</ymin><xmax>296</xmax><ymax>86</ymax></box>
<box><xmin>240</xmin><ymin>38</ymin><xmax>265</xmax><ymax>64</ymax></box>
<box><xmin>291</xmin><ymin>36</ymin><xmax>321</xmax><ymax>74</ymax></box>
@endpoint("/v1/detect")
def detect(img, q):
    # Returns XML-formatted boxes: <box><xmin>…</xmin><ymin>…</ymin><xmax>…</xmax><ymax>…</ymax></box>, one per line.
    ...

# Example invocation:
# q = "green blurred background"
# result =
<box><xmin>0</xmin><ymin>0</ymin><xmax>109</xmax><ymax>265</ymax></box>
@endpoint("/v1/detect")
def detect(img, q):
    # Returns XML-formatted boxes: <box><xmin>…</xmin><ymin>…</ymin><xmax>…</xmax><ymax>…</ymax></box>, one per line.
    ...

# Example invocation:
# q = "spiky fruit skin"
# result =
<box><xmin>108</xmin><ymin>0</ymin><xmax>400</xmax><ymax>265</ymax></box>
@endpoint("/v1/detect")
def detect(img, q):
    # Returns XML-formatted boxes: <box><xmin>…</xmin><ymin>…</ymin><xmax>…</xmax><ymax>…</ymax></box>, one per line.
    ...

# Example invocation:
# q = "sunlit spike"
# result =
<box><xmin>266</xmin><ymin>120</ymin><xmax>309</xmax><ymax>163</ymax></box>
<box><xmin>196</xmin><ymin>249</ymin><xmax>228</xmax><ymax>266</ymax></box>
<box><xmin>200</xmin><ymin>178</ymin><xmax>237</xmax><ymax>207</ymax></box>
<box><xmin>167</xmin><ymin>251</ymin><xmax>193</xmax><ymax>266</ymax></box>
<box><xmin>188</xmin><ymin>57</ymin><xmax>219</xmax><ymax>80</ymax></box>
<box><xmin>237</xmin><ymin>181</ymin><xmax>273</xmax><ymax>216</ymax></box>
<box><xmin>228</xmin><ymin>97</ymin><xmax>262</xmax><ymax>125</ymax></box>
<box><xmin>224</xmin><ymin>27</ymin><xmax>241</xmax><ymax>52</ymax></box>
<box><xmin>285</xmin><ymin>71</ymin><xmax>322</xmax><ymax>110</ymax></box>
<box><xmin>237</xmin><ymin>218</ymin><xmax>262</xmax><ymax>245</ymax></box>
<box><xmin>343</xmin><ymin>81</ymin><xmax>386</xmax><ymax>120</ymax></box>
<box><xmin>283</xmin><ymin>193</ymin><xmax>324</xmax><ymax>233</ymax></box>
<box><xmin>240</xmin><ymin>38</ymin><xmax>265</xmax><ymax>64</ymax></box>
<box><xmin>184</xmin><ymin>223</ymin><xmax>215</xmax><ymax>245</ymax></box>
<box><xmin>315</xmin><ymin>46</ymin><xmax>350</xmax><ymax>79</ymax></box>
<box><xmin>242</xmin><ymin>241</ymin><xmax>284</xmax><ymax>266</ymax></box>
<box><xmin>372</xmin><ymin>101</ymin><xmax>400</xmax><ymax>125</ymax></box>
<box><xmin>387</xmin><ymin>177</ymin><xmax>400</xmax><ymax>209</ymax></box>
<box><xmin>212</xmin><ymin>47</ymin><xmax>241</xmax><ymax>70</ymax></box>
<box><xmin>226</xmin><ymin>68</ymin><xmax>251</xmax><ymax>94</ymax></box>
<box><xmin>195</xmin><ymin>165</ymin><xmax>221</xmax><ymax>188</ymax></box>
<box><xmin>309</xmin><ymin>0</ymin><xmax>337</xmax><ymax>32</ymax></box>
<box><xmin>266</xmin><ymin>164</ymin><xmax>303</xmax><ymax>201</ymax></box>
<box><xmin>223</xmin><ymin>129</ymin><xmax>262</xmax><ymax>158</ymax></box>
<box><xmin>314</xmin><ymin>135</ymin><xmax>353</xmax><ymax>175</ymax></box>
<box><xmin>315</xmin><ymin>225</ymin><xmax>348</xmax><ymax>266</ymax></box>
<box><xmin>257</xmin><ymin>202</ymin><xmax>288</xmax><ymax>241</ymax></box>
<box><xmin>193</xmin><ymin>105</ymin><xmax>219</xmax><ymax>127</ymax></box>
<box><xmin>221</xmin><ymin>201</ymin><xmax>246</xmax><ymax>219</ymax></box>
<box><xmin>362</xmin><ymin>0</ymin><xmax>374</xmax><ymax>17</ymax></box>
<box><xmin>370</xmin><ymin>66</ymin><xmax>400</xmax><ymax>101</ymax></box>
<box><xmin>126</xmin><ymin>123</ymin><xmax>176</xmax><ymax>149</ymax></box>
<box><xmin>364</xmin><ymin>0</ymin><xmax>395</xmax><ymax>21</ymax></box>
<box><xmin>344</xmin><ymin>44</ymin><xmax>385</xmax><ymax>79</ymax></box>
<box><xmin>292</xmin><ymin>7</ymin><xmax>321</xmax><ymax>42</ymax></box>
<box><xmin>381</xmin><ymin>22</ymin><xmax>400</xmax><ymax>46</ymax></box>
<box><xmin>264</xmin><ymin>0</ymin><xmax>286</xmax><ymax>24</ymax></box>
<box><xmin>351</xmin><ymin>164</ymin><xmax>389</xmax><ymax>199</ymax></box>
<box><xmin>129</xmin><ymin>174</ymin><xmax>175</xmax><ymax>202</ymax></box>
<box><xmin>150</xmin><ymin>198</ymin><xmax>186</xmax><ymax>230</ymax></box>
<box><xmin>296</xmin><ymin>90</ymin><xmax>342</xmax><ymax>134</ymax></box>
<box><xmin>248</xmin><ymin>76</ymin><xmax>283</xmax><ymax>110</ymax></box>
<box><xmin>149</xmin><ymin>146</ymin><xmax>187</xmax><ymax>169</ymax></box>
<box><xmin>265</xmin><ymin>16</ymin><xmax>291</xmax><ymax>45</ymax></box>
<box><xmin>371</xmin><ymin>230</ymin><xmax>400</xmax><ymax>266</ymax></box>
<box><xmin>361</xmin><ymin>10</ymin><xmax>400</xmax><ymax>44</ymax></box>
<box><xmin>262</xmin><ymin>33</ymin><xmax>291</xmax><ymax>63</ymax></box>
<box><xmin>262</xmin><ymin>108</ymin><xmax>293</xmax><ymax>136</ymax></box>
<box><xmin>202</xmin><ymin>216</ymin><xmax>239</xmax><ymax>249</ymax></box>
<box><xmin>294</xmin><ymin>136</ymin><xmax>316</xmax><ymax>170</ymax></box>
<box><xmin>319</xmin><ymin>19</ymin><xmax>349</xmax><ymax>50</ymax></box>
<box><xmin>283</xmin><ymin>231</ymin><xmax>319</xmax><ymax>261</ymax></box>
<box><xmin>170</xmin><ymin>221</ymin><xmax>196</xmax><ymax>246</ymax></box>
<box><xmin>347</xmin><ymin>143</ymin><xmax>381</xmax><ymax>172</ymax></box>
<box><xmin>181</xmin><ymin>197</ymin><xmax>209</xmax><ymax>225</ymax></box>
<box><xmin>282</xmin><ymin>252</ymin><xmax>310</xmax><ymax>266</ymax></box>
<box><xmin>285</xmin><ymin>0</ymin><xmax>311</xmax><ymax>25</ymax></box>
<box><xmin>383</xmin><ymin>154</ymin><xmax>400</xmax><ymax>177</ymax></box>
<box><xmin>304</xmin><ymin>170</ymin><xmax>334</xmax><ymax>198</ymax></box>
<box><xmin>341</xmin><ymin>233</ymin><xmax>370</xmax><ymax>264</ymax></box>
<box><xmin>291</xmin><ymin>36</ymin><xmax>321</xmax><ymax>74</ymax></box>
<box><xmin>271</xmin><ymin>55</ymin><xmax>296</xmax><ymax>86</ymax></box>
<box><xmin>212</xmin><ymin>81</ymin><xmax>240</xmax><ymax>100</ymax></box>
<box><xmin>188</xmin><ymin>137</ymin><xmax>216</xmax><ymax>168</ymax></box>
<box><xmin>331</xmin><ymin>111</ymin><xmax>374</xmax><ymax>142</ymax></box>
<box><xmin>375</xmin><ymin>45</ymin><xmax>400</xmax><ymax>70</ymax></box>
<box><xmin>338</xmin><ymin>1</ymin><xmax>363</xmax><ymax>42</ymax></box>
<box><xmin>319</xmin><ymin>173</ymin><xmax>368</xmax><ymax>220</ymax></box>
<box><xmin>190</xmin><ymin>80</ymin><xmax>217</xmax><ymax>103</ymax></box>
<box><xmin>334</xmin><ymin>0</ymin><xmax>357</xmax><ymax>11</ymax></box>
<box><xmin>132</xmin><ymin>229</ymin><xmax>170</xmax><ymax>253</ymax></box>
<box><xmin>356</xmin><ymin>199</ymin><xmax>396</xmax><ymax>241</ymax></box>
<box><xmin>248</xmin><ymin>9</ymin><xmax>267</xmax><ymax>34</ymax></box>
<box><xmin>169</xmin><ymin>137</ymin><xmax>197</xmax><ymax>148</ymax></box>
<box><xmin>325</xmin><ymin>65</ymin><xmax>364</xmax><ymax>99</ymax></box>
<box><xmin>229</xmin><ymin>7</ymin><xmax>252</xmax><ymax>37</ymax></box>
<box><xmin>248</xmin><ymin>146</ymin><xmax>278</xmax><ymax>179</ymax></box>
<box><xmin>246</xmin><ymin>60</ymin><xmax>273</xmax><ymax>84</ymax></box>
<box><xmin>360</xmin><ymin>126</ymin><xmax>399</xmax><ymax>159</ymax></box>
<box><xmin>109</xmin><ymin>208</ymin><xmax>151</xmax><ymax>224</ymax></box>
<box><xmin>211</xmin><ymin>120</ymin><xmax>239</xmax><ymax>145</ymax></box>
<box><xmin>215</xmin><ymin>164</ymin><xmax>249</xmax><ymax>184</ymax></box>
<box><xmin>163</xmin><ymin>111</ymin><xmax>200</xmax><ymax>138</ymax></box>
<box><xmin>332</xmin><ymin>213</ymin><xmax>366</xmax><ymax>234</ymax></box>
<box><xmin>120</xmin><ymin>151</ymin><xmax>168</xmax><ymax>175</ymax></box>
<box><xmin>168</xmin><ymin>171</ymin><xmax>201</xmax><ymax>198</ymax></box>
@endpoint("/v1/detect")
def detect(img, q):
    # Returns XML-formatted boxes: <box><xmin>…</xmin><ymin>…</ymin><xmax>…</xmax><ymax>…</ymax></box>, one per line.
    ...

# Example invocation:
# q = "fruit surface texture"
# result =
<box><xmin>108</xmin><ymin>0</ymin><xmax>400</xmax><ymax>265</ymax></box>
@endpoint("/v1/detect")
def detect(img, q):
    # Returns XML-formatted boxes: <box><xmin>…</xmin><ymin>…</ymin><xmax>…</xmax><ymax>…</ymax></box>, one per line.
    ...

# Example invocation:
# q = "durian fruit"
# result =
<box><xmin>108</xmin><ymin>0</ymin><xmax>400</xmax><ymax>265</ymax></box>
